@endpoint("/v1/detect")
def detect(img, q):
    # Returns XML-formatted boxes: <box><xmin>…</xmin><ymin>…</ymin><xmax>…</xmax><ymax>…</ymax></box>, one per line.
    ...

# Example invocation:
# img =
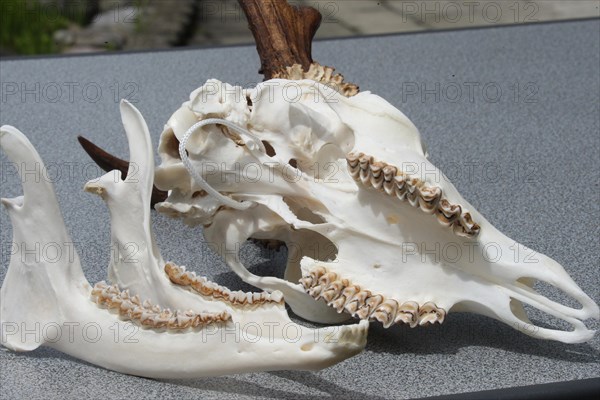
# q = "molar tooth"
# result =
<box><xmin>354</xmin><ymin>305</ymin><xmax>371</xmax><ymax>319</ymax></box>
<box><xmin>345</xmin><ymin>299</ymin><xmax>360</xmax><ymax>315</ymax></box>
<box><xmin>329</xmin><ymin>295</ymin><xmax>347</xmax><ymax>313</ymax></box>
<box><xmin>358</xmin><ymin>153</ymin><xmax>371</xmax><ymax>168</ymax></box>
<box><xmin>383</xmin><ymin>165</ymin><xmax>396</xmax><ymax>180</ymax></box>
<box><xmin>310</xmin><ymin>267</ymin><xmax>327</xmax><ymax>281</ymax></box>
<box><xmin>345</xmin><ymin>290</ymin><xmax>371</xmax><ymax>315</ymax></box>
<box><xmin>394</xmin><ymin>175</ymin><xmax>407</xmax><ymax>200</ymax></box>
<box><xmin>370</xmin><ymin>162</ymin><xmax>384</xmax><ymax>178</ymax></box>
<box><xmin>318</xmin><ymin>271</ymin><xmax>338</xmax><ymax>287</ymax></box>
<box><xmin>308</xmin><ymin>285</ymin><xmax>324</xmax><ymax>298</ymax></box>
<box><xmin>320</xmin><ymin>280</ymin><xmax>345</xmax><ymax>303</ymax></box>
<box><xmin>299</xmin><ymin>276</ymin><xmax>314</xmax><ymax>288</ymax></box>
<box><xmin>370</xmin><ymin>174</ymin><xmax>384</xmax><ymax>190</ymax></box>
<box><xmin>372</xmin><ymin>299</ymin><xmax>399</xmax><ymax>328</ymax></box>
<box><xmin>383</xmin><ymin>180</ymin><xmax>395</xmax><ymax>195</ymax></box>
<box><xmin>418</xmin><ymin>302</ymin><xmax>445</xmax><ymax>325</ymax></box>
<box><xmin>395</xmin><ymin>301</ymin><xmax>419</xmax><ymax>328</ymax></box>
<box><xmin>407</xmin><ymin>190</ymin><xmax>420</xmax><ymax>207</ymax></box>
<box><xmin>359</xmin><ymin>167</ymin><xmax>371</xmax><ymax>186</ymax></box>
<box><xmin>355</xmin><ymin>294</ymin><xmax>384</xmax><ymax>320</ymax></box>
<box><xmin>418</xmin><ymin>186</ymin><xmax>442</xmax><ymax>213</ymax></box>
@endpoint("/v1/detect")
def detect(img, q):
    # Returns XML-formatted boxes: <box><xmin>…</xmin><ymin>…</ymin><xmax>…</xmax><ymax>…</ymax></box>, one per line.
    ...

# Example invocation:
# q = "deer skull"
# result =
<box><xmin>154</xmin><ymin>79</ymin><xmax>599</xmax><ymax>344</ymax></box>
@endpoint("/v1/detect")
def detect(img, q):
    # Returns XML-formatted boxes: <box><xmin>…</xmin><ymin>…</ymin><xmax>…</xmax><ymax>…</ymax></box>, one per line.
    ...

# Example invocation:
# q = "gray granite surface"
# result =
<box><xmin>1</xmin><ymin>20</ymin><xmax>599</xmax><ymax>399</ymax></box>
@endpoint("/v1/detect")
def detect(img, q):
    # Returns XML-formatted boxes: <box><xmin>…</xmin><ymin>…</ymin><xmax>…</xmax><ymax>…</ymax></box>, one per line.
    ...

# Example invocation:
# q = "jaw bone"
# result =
<box><xmin>154</xmin><ymin>79</ymin><xmax>599</xmax><ymax>344</ymax></box>
<box><xmin>0</xmin><ymin>103</ymin><xmax>367</xmax><ymax>379</ymax></box>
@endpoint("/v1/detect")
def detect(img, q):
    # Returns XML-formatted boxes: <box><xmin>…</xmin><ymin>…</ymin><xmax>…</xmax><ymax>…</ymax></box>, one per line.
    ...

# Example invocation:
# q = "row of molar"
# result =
<box><xmin>346</xmin><ymin>152</ymin><xmax>480</xmax><ymax>238</ymax></box>
<box><xmin>91</xmin><ymin>281</ymin><xmax>231</xmax><ymax>330</ymax></box>
<box><xmin>272</xmin><ymin>62</ymin><xmax>360</xmax><ymax>97</ymax></box>
<box><xmin>299</xmin><ymin>267</ymin><xmax>446</xmax><ymax>328</ymax></box>
<box><xmin>165</xmin><ymin>262</ymin><xmax>284</xmax><ymax>306</ymax></box>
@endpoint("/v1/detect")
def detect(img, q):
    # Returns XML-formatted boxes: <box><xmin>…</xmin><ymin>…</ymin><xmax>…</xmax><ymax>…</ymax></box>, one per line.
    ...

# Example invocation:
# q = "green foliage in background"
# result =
<box><xmin>0</xmin><ymin>0</ymin><xmax>72</xmax><ymax>55</ymax></box>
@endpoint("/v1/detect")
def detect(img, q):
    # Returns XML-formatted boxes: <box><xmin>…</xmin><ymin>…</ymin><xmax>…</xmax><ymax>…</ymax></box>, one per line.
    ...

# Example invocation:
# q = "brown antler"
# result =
<box><xmin>238</xmin><ymin>0</ymin><xmax>321</xmax><ymax>79</ymax></box>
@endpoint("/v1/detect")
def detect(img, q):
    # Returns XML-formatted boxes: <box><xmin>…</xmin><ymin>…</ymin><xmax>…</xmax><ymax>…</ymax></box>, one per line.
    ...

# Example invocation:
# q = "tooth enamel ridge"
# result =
<box><xmin>91</xmin><ymin>281</ymin><xmax>231</xmax><ymax>330</ymax></box>
<box><xmin>165</xmin><ymin>262</ymin><xmax>284</xmax><ymax>306</ymax></box>
<box><xmin>271</xmin><ymin>62</ymin><xmax>359</xmax><ymax>97</ymax></box>
<box><xmin>346</xmin><ymin>152</ymin><xmax>480</xmax><ymax>238</ymax></box>
<box><xmin>301</xmin><ymin>267</ymin><xmax>446</xmax><ymax>328</ymax></box>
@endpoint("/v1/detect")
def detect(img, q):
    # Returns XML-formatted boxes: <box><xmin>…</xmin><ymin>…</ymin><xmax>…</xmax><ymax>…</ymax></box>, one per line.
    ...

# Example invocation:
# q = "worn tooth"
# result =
<box><xmin>320</xmin><ymin>280</ymin><xmax>345</xmax><ymax>303</ymax></box>
<box><xmin>418</xmin><ymin>313</ymin><xmax>438</xmax><ymax>325</ymax></box>
<box><xmin>370</xmin><ymin>174</ymin><xmax>384</xmax><ymax>190</ymax></box>
<box><xmin>318</xmin><ymin>272</ymin><xmax>338</xmax><ymax>287</ymax></box>
<box><xmin>370</xmin><ymin>162</ymin><xmax>384</xmax><ymax>177</ymax></box>
<box><xmin>198</xmin><ymin>284</ymin><xmax>214</xmax><ymax>296</ymax></box>
<box><xmin>418</xmin><ymin>185</ymin><xmax>442</xmax><ymax>213</ymax></box>
<box><xmin>345</xmin><ymin>290</ymin><xmax>371</xmax><ymax>316</ymax></box>
<box><xmin>407</xmin><ymin>190</ymin><xmax>420</xmax><ymax>207</ymax></box>
<box><xmin>394</xmin><ymin>301</ymin><xmax>419</xmax><ymax>327</ymax></box>
<box><xmin>345</xmin><ymin>300</ymin><xmax>360</xmax><ymax>314</ymax></box>
<box><xmin>355</xmin><ymin>294</ymin><xmax>384</xmax><ymax>320</ymax></box>
<box><xmin>365</xmin><ymin>294</ymin><xmax>384</xmax><ymax>312</ymax></box>
<box><xmin>383</xmin><ymin>180</ymin><xmax>395</xmax><ymax>195</ymax></box>
<box><xmin>130</xmin><ymin>294</ymin><xmax>141</xmax><ymax>306</ymax></box>
<box><xmin>359</xmin><ymin>166</ymin><xmax>371</xmax><ymax>185</ymax></box>
<box><xmin>329</xmin><ymin>295</ymin><xmax>348</xmax><ymax>312</ymax></box>
<box><xmin>372</xmin><ymin>299</ymin><xmax>399</xmax><ymax>328</ymax></box>
<box><xmin>270</xmin><ymin>291</ymin><xmax>283</xmax><ymax>303</ymax></box>
<box><xmin>299</xmin><ymin>276</ymin><xmax>314</xmax><ymax>289</ymax></box>
<box><xmin>418</xmin><ymin>302</ymin><xmax>444</xmax><ymax>325</ymax></box>
<box><xmin>354</xmin><ymin>305</ymin><xmax>371</xmax><ymax>319</ymax></box>
<box><xmin>358</xmin><ymin>153</ymin><xmax>371</xmax><ymax>168</ymax></box>
<box><xmin>340</xmin><ymin>285</ymin><xmax>360</xmax><ymax>304</ymax></box>
<box><xmin>346</xmin><ymin>153</ymin><xmax>359</xmax><ymax>168</ymax></box>
<box><xmin>308</xmin><ymin>284</ymin><xmax>324</xmax><ymax>298</ymax></box>
<box><xmin>383</xmin><ymin>164</ymin><xmax>396</xmax><ymax>180</ymax></box>
<box><xmin>394</xmin><ymin>175</ymin><xmax>407</xmax><ymax>200</ymax></box>
<box><xmin>142</xmin><ymin>299</ymin><xmax>153</xmax><ymax>309</ymax></box>
<box><xmin>310</xmin><ymin>267</ymin><xmax>327</xmax><ymax>281</ymax></box>
<box><xmin>176</xmin><ymin>315</ymin><xmax>192</xmax><ymax>329</ymax></box>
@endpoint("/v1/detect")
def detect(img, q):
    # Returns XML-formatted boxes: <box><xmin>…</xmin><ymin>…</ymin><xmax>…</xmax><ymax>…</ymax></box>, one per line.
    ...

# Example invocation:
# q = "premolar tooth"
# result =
<box><xmin>346</xmin><ymin>153</ymin><xmax>359</xmax><ymax>168</ymax></box>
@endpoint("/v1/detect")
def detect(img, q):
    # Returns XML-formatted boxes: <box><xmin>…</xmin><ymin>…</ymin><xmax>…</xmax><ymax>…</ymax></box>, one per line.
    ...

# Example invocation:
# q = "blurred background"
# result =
<box><xmin>1</xmin><ymin>0</ymin><xmax>599</xmax><ymax>57</ymax></box>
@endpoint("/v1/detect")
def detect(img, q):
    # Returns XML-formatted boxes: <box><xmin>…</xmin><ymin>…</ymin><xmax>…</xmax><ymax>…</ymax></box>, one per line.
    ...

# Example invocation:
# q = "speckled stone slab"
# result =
<box><xmin>1</xmin><ymin>20</ymin><xmax>599</xmax><ymax>400</ymax></box>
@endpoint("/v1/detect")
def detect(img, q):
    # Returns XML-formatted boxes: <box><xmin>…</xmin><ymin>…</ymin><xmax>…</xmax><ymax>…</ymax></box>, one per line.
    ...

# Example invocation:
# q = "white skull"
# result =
<box><xmin>154</xmin><ymin>79</ymin><xmax>599</xmax><ymax>343</ymax></box>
